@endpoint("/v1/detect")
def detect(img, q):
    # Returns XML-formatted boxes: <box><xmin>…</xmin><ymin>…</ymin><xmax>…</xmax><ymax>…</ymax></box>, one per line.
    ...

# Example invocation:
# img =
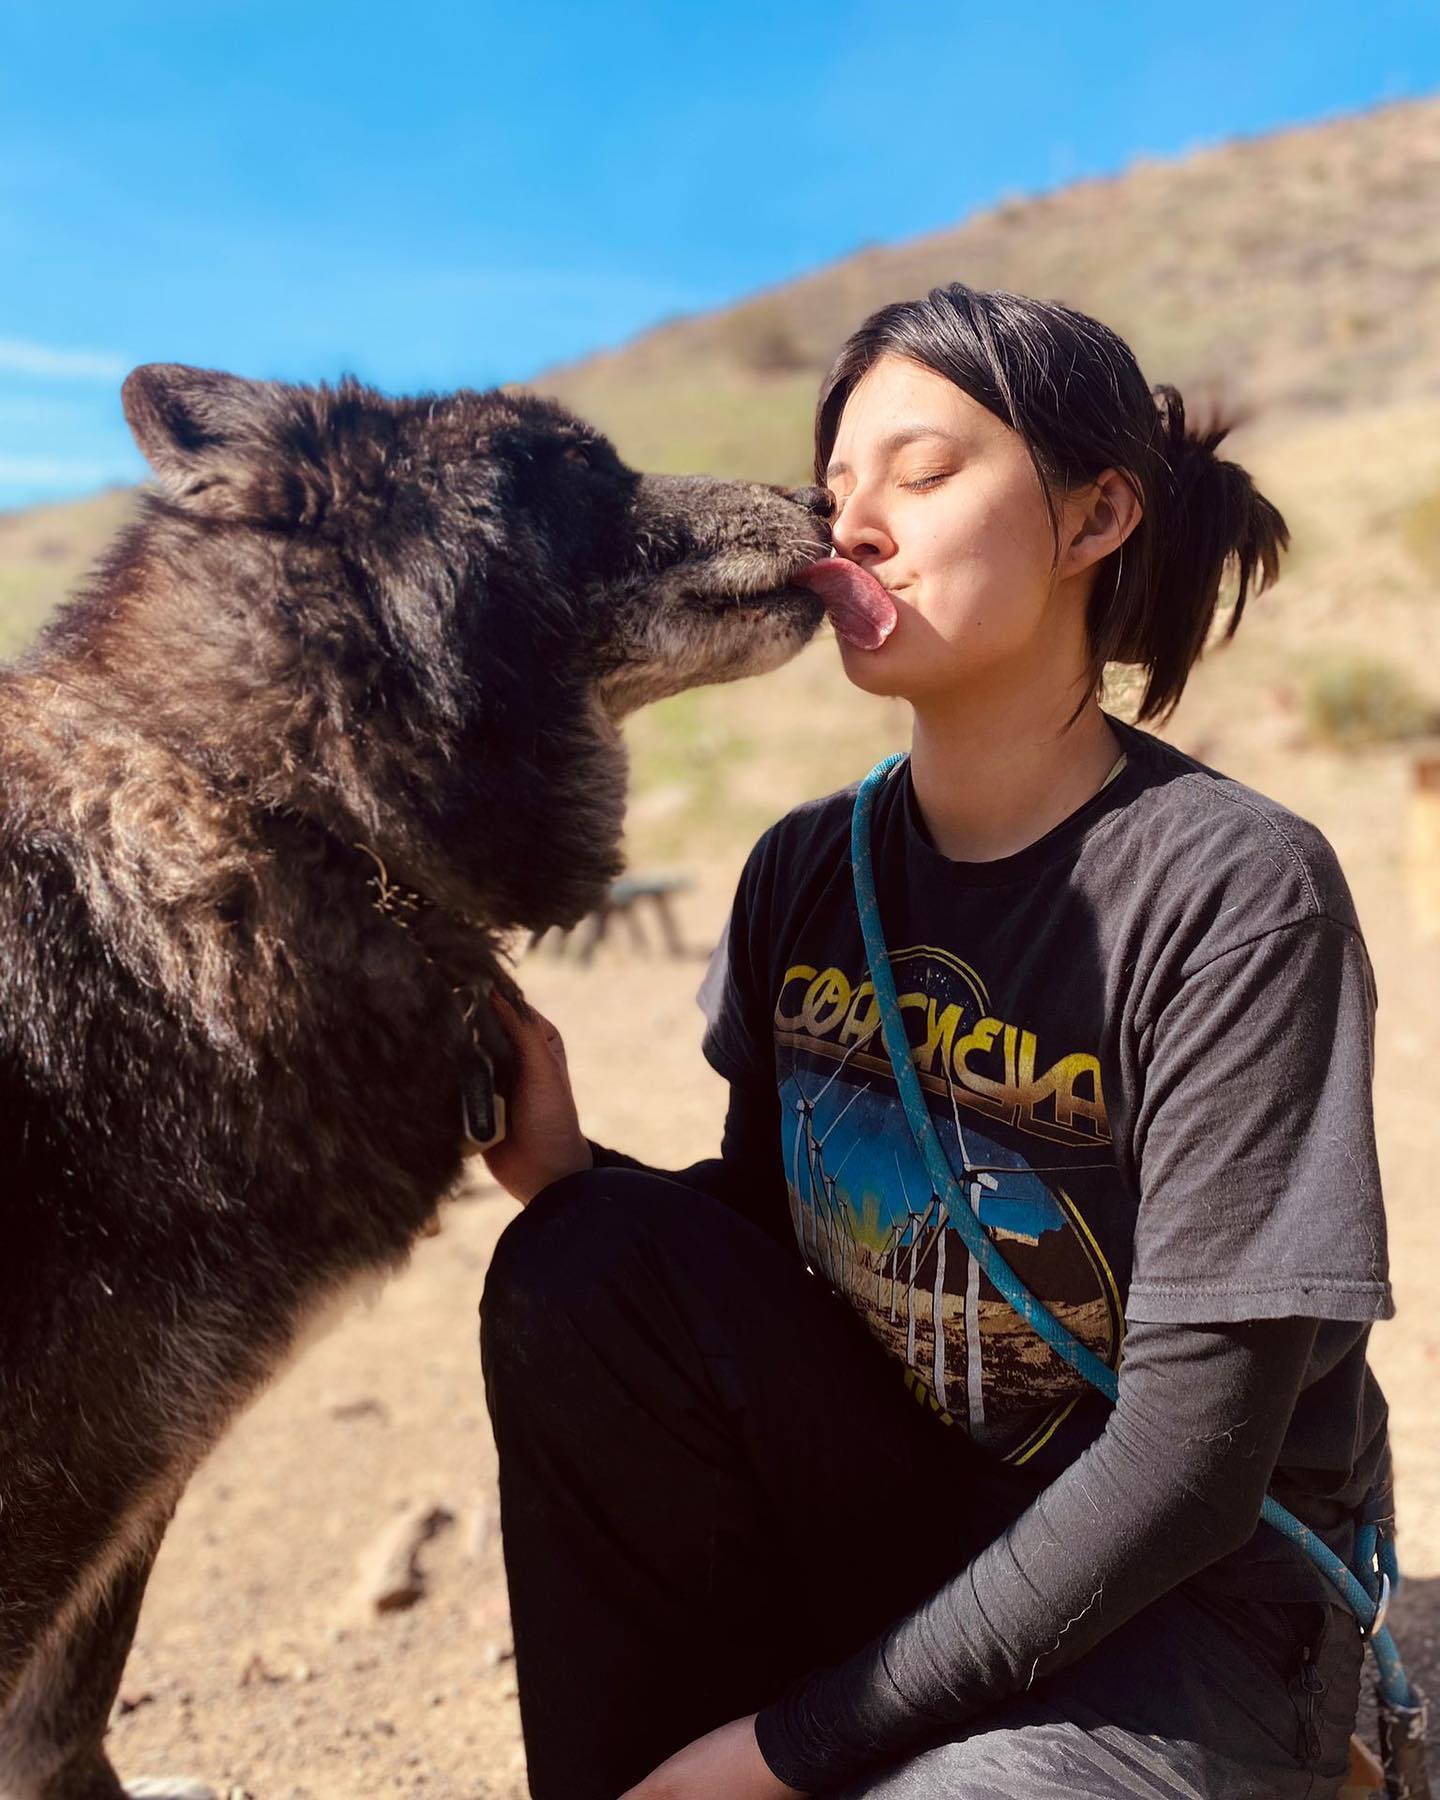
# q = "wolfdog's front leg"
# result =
<box><xmin>0</xmin><ymin>1529</ymin><xmax>210</xmax><ymax>1800</ymax></box>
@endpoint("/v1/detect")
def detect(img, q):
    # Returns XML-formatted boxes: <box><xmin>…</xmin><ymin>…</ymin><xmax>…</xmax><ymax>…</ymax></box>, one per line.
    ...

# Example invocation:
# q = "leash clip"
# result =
<box><xmin>459</xmin><ymin>1042</ymin><xmax>507</xmax><ymax>1155</ymax></box>
<box><xmin>1362</xmin><ymin>1570</ymin><xmax>1392</xmax><ymax>1640</ymax></box>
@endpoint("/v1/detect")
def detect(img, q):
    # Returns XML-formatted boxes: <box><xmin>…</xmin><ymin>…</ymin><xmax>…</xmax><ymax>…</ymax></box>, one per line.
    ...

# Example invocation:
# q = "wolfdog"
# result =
<box><xmin>0</xmin><ymin>363</ymin><xmax>834</xmax><ymax>1798</ymax></box>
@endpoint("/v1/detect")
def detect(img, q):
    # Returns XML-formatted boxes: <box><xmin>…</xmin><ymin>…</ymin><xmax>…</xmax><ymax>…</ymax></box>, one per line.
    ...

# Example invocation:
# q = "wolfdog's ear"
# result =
<box><xmin>122</xmin><ymin>364</ymin><xmax>328</xmax><ymax>524</ymax></box>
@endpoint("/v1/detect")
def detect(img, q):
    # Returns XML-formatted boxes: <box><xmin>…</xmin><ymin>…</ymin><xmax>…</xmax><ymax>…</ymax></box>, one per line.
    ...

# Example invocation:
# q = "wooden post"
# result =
<box><xmin>1408</xmin><ymin>746</ymin><xmax>1440</xmax><ymax>940</ymax></box>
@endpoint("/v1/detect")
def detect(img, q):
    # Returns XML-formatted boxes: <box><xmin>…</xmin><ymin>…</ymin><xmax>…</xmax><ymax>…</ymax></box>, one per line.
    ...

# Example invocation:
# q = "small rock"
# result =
<box><xmin>482</xmin><ymin>1638</ymin><xmax>514</xmax><ymax>1669</ymax></box>
<box><xmin>111</xmin><ymin>1689</ymin><xmax>155</xmax><ymax>1721</ymax></box>
<box><xmin>327</xmin><ymin>1395</ymin><xmax>390</xmax><ymax>1423</ymax></box>
<box><xmin>123</xmin><ymin>1782</ymin><xmax>221</xmax><ymax>1800</ymax></box>
<box><xmin>467</xmin><ymin>1500</ymin><xmax>500</xmax><ymax>1560</ymax></box>
<box><xmin>349</xmin><ymin>1503</ymin><xmax>455</xmax><ymax>1615</ymax></box>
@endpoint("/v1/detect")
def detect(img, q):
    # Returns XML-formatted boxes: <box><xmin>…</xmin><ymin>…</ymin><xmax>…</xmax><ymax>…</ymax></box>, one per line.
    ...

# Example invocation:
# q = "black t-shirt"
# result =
<box><xmin>698</xmin><ymin>715</ymin><xmax>1392</xmax><ymax>1545</ymax></box>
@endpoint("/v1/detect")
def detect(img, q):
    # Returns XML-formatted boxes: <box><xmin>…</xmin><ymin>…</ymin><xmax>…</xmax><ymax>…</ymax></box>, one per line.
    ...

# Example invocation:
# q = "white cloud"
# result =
<box><xmin>0</xmin><ymin>338</ymin><xmax>128</xmax><ymax>381</ymax></box>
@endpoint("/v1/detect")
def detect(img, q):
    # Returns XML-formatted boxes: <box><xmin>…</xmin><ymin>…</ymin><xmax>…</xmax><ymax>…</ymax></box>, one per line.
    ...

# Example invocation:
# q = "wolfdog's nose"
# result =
<box><xmin>783</xmin><ymin>484</ymin><xmax>835</xmax><ymax>521</ymax></box>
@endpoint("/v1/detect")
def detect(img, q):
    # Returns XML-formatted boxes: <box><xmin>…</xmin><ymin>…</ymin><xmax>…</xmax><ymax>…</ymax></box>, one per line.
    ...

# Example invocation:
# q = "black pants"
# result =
<box><xmin>478</xmin><ymin>1168</ymin><xmax>1363</xmax><ymax>1799</ymax></box>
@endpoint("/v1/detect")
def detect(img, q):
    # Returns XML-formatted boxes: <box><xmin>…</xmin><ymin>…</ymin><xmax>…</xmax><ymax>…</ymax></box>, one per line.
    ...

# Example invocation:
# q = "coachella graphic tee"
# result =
<box><xmin>698</xmin><ymin>717</ymin><xmax>1393</xmax><ymax>1492</ymax></box>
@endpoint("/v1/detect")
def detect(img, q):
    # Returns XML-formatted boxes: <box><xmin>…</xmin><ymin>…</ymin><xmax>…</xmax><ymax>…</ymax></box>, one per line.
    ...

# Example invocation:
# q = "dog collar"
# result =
<box><xmin>354</xmin><ymin>842</ymin><xmax>508</xmax><ymax>1155</ymax></box>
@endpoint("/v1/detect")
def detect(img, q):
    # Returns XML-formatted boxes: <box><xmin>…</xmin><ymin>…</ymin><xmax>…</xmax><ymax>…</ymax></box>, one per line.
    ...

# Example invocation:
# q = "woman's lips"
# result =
<box><xmin>792</xmin><ymin>558</ymin><xmax>899</xmax><ymax>650</ymax></box>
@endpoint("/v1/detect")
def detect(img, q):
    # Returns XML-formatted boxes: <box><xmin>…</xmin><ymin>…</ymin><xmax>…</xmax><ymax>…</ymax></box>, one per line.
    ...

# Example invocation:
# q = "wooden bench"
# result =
<box><xmin>529</xmin><ymin>873</ymin><xmax>694</xmax><ymax>965</ymax></box>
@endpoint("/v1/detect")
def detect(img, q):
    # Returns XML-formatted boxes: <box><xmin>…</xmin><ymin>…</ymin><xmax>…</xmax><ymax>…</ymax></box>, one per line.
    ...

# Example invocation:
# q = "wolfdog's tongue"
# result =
<box><xmin>794</xmin><ymin>558</ymin><xmax>898</xmax><ymax>650</ymax></box>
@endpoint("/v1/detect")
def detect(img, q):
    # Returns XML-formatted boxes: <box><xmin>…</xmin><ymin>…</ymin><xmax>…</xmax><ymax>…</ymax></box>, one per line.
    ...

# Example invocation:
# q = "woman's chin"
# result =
<box><xmin>833</xmin><ymin>629</ymin><xmax>909</xmax><ymax>697</ymax></box>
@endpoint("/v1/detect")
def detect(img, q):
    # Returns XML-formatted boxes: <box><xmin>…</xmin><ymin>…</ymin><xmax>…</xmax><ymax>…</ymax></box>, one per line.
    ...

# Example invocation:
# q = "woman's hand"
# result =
<box><xmin>479</xmin><ymin>992</ymin><xmax>594</xmax><ymax>1205</ymax></box>
<box><xmin>617</xmin><ymin>1714</ymin><xmax>807</xmax><ymax>1800</ymax></box>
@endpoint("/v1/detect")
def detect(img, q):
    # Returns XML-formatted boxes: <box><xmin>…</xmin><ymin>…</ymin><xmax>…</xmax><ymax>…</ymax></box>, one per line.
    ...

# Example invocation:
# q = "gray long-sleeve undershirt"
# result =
<box><xmin>750</xmin><ymin>1306</ymin><xmax>1318</xmax><ymax>1790</ymax></box>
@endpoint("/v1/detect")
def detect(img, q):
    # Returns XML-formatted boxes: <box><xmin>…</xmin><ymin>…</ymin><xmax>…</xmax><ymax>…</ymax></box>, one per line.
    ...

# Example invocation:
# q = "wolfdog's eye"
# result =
<box><xmin>563</xmin><ymin>445</ymin><xmax>592</xmax><ymax>468</ymax></box>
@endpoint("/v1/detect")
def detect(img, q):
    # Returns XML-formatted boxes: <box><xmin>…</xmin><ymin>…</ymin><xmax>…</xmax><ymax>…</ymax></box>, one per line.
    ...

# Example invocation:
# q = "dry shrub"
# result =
<box><xmin>720</xmin><ymin>299</ymin><xmax>814</xmax><ymax>376</ymax></box>
<box><xmin>1303</xmin><ymin>653</ymin><xmax>1439</xmax><ymax>747</ymax></box>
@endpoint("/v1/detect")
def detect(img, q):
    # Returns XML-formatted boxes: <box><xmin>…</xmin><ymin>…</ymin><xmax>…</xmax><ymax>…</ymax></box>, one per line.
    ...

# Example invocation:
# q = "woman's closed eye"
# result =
<box><xmin>825</xmin><ymin>469</ymin><xmax>952</xmax><ymax>516</ymax></box>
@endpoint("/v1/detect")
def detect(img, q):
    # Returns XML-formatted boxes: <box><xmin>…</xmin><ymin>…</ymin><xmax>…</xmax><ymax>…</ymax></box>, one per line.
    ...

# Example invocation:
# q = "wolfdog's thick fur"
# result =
<box><xmin>0</xmin><ymin>364</ymin><xmax>831</xmax><ymax>1797</ymax></box>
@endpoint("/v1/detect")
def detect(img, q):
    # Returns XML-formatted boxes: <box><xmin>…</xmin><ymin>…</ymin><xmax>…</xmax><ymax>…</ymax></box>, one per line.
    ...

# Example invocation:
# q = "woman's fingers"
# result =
<box><xmin>492</xmin><ymin>990</ymin><xmax>553</xmax><ymax>1060</ymax></box>
<box><xmin>480</xmin><ymin>991</ymin><xmax>592</xmax><ymax>1204</ymax></box>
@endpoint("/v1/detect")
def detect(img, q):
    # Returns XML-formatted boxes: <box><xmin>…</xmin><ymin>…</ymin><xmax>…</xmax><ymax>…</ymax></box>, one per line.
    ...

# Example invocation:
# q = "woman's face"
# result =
<box><xmin>824</xmin><ymin>354</ymin><xmax>1093</xmax><ymax>706</ymax></box>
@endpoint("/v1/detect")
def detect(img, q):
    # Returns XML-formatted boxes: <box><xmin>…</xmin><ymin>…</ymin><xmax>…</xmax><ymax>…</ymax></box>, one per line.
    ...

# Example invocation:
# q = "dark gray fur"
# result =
<box><xmin>0</xmin><ymin>365</ymin><xmax>831</xmax><ymax>1798</ymax></box>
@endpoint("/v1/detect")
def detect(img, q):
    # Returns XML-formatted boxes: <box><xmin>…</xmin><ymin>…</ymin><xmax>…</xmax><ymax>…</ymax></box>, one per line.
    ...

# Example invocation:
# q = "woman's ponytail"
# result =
<box><xmin>1107</xmin><ymin>385</ymin><xmax>1290</xmax><ymax>722</ymax></box>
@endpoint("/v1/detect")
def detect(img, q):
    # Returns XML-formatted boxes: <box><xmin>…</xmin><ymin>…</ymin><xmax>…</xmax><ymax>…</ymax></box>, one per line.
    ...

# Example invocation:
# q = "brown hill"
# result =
<box><xmin>532</xmin><ymin>93</ymin><xmax>1440</xmax><ymax>484</ymax></box>
<box><xmin>0</xmin><ymin>486</ymin><xmax>135</xmax><ymax>659</ymax></box>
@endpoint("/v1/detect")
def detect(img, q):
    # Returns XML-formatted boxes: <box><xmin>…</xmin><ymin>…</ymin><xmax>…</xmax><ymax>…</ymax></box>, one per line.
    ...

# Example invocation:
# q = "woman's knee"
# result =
<box><xmin>478</xmin><ymin>1165</ymin><xmax>701</xmax><ymax>1360</ymax></box>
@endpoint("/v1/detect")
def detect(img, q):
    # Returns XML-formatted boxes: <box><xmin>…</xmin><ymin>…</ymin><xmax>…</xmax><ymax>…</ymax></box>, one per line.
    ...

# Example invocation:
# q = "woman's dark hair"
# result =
<box><xmin>814</xmin><ymin>282</ymin><xmax>1289</xmax><ymax>723</ymax></box>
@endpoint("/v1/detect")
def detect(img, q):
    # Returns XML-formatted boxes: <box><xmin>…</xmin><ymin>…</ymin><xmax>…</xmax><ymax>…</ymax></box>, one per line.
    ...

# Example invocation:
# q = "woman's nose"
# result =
<box><xmin>830</xmin><ymin>503</ymin><xmax>893</xmax><ymax>563</ymax></box>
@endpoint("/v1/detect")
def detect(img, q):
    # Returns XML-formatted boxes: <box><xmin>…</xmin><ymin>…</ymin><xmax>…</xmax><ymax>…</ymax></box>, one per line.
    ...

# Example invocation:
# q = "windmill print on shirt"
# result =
<box><xmin>774</xmin><ymin>942</ymin><xmax>1126</xmax><ymax>1469</ymax></box>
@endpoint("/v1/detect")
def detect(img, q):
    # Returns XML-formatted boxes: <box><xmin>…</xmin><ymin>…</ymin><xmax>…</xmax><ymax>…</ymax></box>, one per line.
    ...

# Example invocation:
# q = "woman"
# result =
<box><xmin>478</xmin><ymin>283</ymin><xmax>1393</xmax><ymax>1799</ymax></box>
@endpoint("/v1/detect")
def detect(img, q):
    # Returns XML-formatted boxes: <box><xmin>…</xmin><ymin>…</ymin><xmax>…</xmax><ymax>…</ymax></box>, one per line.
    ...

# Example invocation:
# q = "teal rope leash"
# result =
<box><xmin>850</xmin><ymin>752</ymin><xmax>1429</xmax><ymax>1779</ymax></box>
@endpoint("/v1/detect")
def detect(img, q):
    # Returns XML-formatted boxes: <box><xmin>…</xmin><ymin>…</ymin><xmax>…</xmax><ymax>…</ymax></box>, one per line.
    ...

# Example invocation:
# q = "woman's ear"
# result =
<box><xmin>1062</xmin><ymin>468</ymin><xmax>1143</xmax><ymax>579</ymax></box>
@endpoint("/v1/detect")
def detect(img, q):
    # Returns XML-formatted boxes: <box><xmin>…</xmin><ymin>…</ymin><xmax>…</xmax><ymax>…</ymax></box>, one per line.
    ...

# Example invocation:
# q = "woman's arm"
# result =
<box><xmin>482</xmin><ymin>992</ymin><xmax>796</xmax><ymax>1249</ymax></box>
<box><xmin>586</xmin><ymin>1074</ymin><xmax>796</xmax><ymax>1249</ymax></box>
<box><xmin>752</xmin><ymin>1310</ymin><xmax>1320</xmax><ymax>1792</ymax></box>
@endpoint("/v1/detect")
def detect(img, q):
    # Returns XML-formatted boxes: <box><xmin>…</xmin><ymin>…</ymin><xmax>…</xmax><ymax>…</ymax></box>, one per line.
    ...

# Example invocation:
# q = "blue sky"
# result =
<box><xmin>3</xmin><ymin>1</ymin><xmax>1438</xmax><ymax>511</ymax></box>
